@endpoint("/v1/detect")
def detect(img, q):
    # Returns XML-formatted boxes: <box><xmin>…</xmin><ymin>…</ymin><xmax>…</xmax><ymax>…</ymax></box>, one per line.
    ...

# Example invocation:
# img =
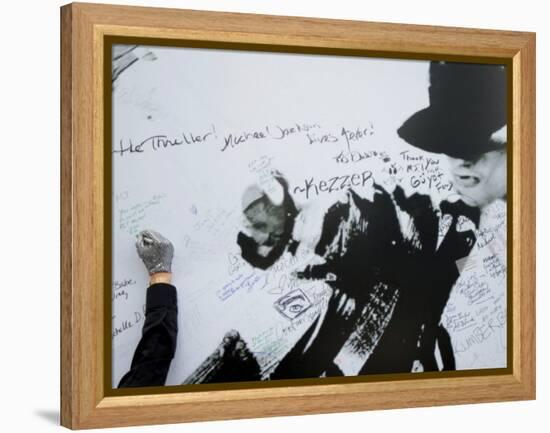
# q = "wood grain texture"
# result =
<box><xmin>60</xmin><ymin>2</ymin><xmax>536</xmax><ymax>429</ymax></box>
<box><xmin>60</xmin><ymin>4</ymin><xmax>74</xmax><ymax>429</ymax></box>
<box><xmin>515</xmin><ymin>33</ymin><xmax>536</xmax><ymax>396</ymax></box>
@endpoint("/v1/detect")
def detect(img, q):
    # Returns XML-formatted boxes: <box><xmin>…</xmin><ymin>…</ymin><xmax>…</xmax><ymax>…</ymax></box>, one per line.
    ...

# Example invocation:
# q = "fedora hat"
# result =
<box><xmin>397</xmin><ymin>61</ymin><xmax>507</xmax><ymax>159</ymax></box>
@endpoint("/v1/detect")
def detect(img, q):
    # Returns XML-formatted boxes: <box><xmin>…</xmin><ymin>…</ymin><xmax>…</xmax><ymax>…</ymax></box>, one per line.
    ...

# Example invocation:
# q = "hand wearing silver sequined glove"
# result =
<box><xmin>135</xmin><ymin>230</ymin><xmax>174</xmax><ymax>275</ymax></box>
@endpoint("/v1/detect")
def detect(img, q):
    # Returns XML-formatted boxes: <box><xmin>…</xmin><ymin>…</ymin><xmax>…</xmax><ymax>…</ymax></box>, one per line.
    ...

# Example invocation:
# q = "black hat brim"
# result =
<box><xmin>397</xmin><ymin>62</ymin><xmax>507</xmax><ymax>160</ymax></box>
<box><xmin>397</xmin><ymin>106</ymin><xmax>503</xmax><ymax>160</ymax></box>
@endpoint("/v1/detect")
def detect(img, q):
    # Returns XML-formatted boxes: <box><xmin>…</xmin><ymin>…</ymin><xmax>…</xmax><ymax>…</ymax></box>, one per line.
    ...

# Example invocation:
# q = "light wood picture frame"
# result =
<box><xmin>60</xmin><ymin>2</ymin><xmax>535</xmax><ymax>429</ymax></box>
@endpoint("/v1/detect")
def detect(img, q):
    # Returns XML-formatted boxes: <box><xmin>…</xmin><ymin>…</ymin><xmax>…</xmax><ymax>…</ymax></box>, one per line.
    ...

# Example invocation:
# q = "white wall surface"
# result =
<box><xmin>0</xmin><ymin>0</ymin><xmax>545</xmax><ymax>432</ymax></box>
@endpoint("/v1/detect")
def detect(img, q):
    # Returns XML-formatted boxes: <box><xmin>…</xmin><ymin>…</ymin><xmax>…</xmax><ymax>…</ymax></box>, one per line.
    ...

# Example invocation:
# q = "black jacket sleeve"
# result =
<box><xmin>117</xmin><ymin>283</ymin><xmax>178</xmax><ymax>388</ymax></box>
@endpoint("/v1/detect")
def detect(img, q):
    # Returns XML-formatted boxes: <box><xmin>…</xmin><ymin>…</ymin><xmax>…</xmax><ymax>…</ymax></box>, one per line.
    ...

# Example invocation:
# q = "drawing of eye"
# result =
<box><xmin>274</xmin><ymin>290</ymin><xmax>312</xmax><ymax>319</ymax></box>
<box><xmin>282</xmin><ymin>295</ymin><xmax>304</xmax><ymax>305</ymax></box>
<box><xmin>289</xmin><ymin>305</ymin><xmax>302</xmax><ymax>313</ymax></box>
<box><xmin>285</xmin><ymin>296</ymin><xmax>306</xmax><ymax>313</ymax></box>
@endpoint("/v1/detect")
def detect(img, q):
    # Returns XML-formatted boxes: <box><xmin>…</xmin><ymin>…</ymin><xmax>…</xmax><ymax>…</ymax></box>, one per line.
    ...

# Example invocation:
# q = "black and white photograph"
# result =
<box><xmin>110</xmin><ymin>44</ymin><xmax>508</xmax><ymax>388</ymax></box>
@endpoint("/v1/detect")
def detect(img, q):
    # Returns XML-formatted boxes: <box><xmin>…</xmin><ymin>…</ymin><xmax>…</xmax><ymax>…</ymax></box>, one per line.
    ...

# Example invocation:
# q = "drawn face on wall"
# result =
<box><xmin>243</xmin><ymin>196</ymin><xmax>288</xmax><ymax>251</ymax></box>
<box><xmin>448</xmin><ymin>145</ymin><xmax>507</xmax><ymax>209</ymax></box>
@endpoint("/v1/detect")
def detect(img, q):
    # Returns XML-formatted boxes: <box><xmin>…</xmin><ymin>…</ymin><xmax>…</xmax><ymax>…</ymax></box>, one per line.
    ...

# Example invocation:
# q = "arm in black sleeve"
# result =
<box><xmin>117</xmin><ymin>283</ymin><xmax>178</xmax><ymax>388</ymax></box>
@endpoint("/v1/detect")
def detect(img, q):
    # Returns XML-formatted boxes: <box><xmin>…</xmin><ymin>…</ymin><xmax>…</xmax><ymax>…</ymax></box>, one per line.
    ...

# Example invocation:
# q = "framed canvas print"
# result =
<box><xmin>60</xmin><ymin>2</ymin><xmax>536</xmax><ymax>429</ymax></box>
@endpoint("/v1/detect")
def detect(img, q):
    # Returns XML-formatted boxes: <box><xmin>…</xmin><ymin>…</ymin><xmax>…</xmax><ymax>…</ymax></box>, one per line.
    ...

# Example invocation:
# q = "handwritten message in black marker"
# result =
<box><xmin>398</xmin><ymin>150</ymin><xmax>453</xmax><ymax>193</ymax></box>
<box><xmin>221</xmin><ymin>122</ymin><xmax>320</xmax><ymax>152</ymax></box>
<box><xmin>115</xmin><ymin>122</ymin><xmax>377</xmax><ymax>157</ymax></box>
<box><xmin>293</xmin><ymin>170</ymin><xmax>373</xmax><ymax>199</ymax></box>
<box><xmin>113</xmin><ymin>125</ymin><xmax>217</xmax><ymax>157</ymax></box>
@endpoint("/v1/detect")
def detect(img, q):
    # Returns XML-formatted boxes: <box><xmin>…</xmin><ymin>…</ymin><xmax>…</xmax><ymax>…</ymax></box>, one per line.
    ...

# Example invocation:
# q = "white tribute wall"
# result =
<box><xmin>111</xmin><ymin>45</ymin><xmax>507</xmax><ymax>386</ymax></box>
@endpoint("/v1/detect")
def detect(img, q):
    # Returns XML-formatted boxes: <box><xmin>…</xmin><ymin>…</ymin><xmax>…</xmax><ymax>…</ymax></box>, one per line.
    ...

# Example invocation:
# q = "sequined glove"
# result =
<box><xmin>135</xmin><ymin>230</ymin><xmax>174</xmax><ymax>275</ymax></box>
